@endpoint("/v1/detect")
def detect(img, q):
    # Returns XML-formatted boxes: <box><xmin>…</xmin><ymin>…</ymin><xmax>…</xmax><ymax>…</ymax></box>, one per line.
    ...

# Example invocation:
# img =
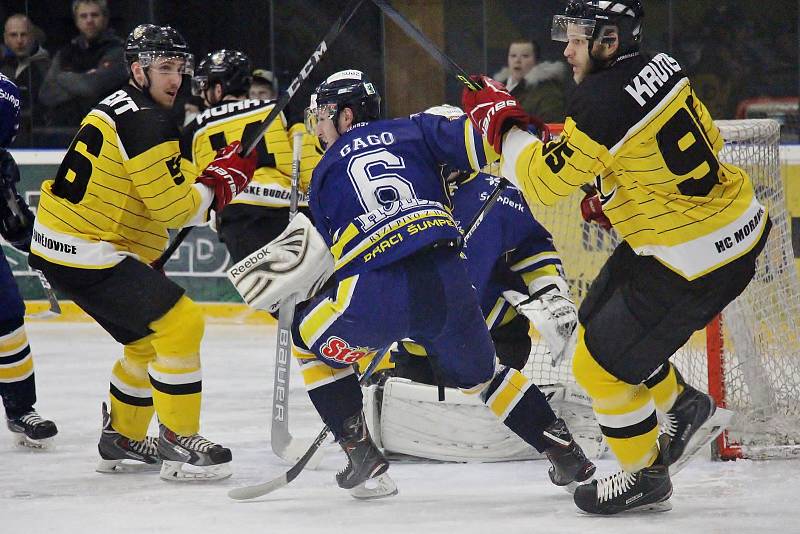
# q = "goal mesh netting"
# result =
<box><xmin>516</xmin><ymin>119</ymin><xmax>800</xmax><ymax>460</ymax></box>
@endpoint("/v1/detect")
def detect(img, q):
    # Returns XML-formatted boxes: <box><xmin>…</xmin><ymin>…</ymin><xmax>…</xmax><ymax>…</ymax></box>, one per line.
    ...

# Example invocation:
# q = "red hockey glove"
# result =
<box><xmin>195</xmin><ymin>141</ymin><xmax>258</xmax><ymax>212</ymax></box>
<box><xmin>461</xmin><ymin>75</ymin><xmax>529</xmax><ymax>153</ymax></box>
<box><xmin>580</xmin><ymin>188</ymin><xmax>612</xmax><ymax>231</ymax></box>
<box><xmin>526</xmin><ymin>114</ymin><xmax>551</xmax><ymax>143</ymax></box>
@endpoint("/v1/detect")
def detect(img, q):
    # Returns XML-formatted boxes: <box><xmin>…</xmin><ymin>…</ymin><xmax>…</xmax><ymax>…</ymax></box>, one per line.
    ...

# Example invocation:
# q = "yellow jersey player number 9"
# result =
<box><xmin>29</xmin><ymin>24</ymin><xmax>257</xmax><ymax>482</ymax></box>
<box><xmin>461</xmin><ymin>0</ymin><xmax>771</xmax><ymax>516</ymax></box>
<box><xmin>181</xmin><ymin>49</ymin><xmax>322</xmax><ymax>263</ymax></box>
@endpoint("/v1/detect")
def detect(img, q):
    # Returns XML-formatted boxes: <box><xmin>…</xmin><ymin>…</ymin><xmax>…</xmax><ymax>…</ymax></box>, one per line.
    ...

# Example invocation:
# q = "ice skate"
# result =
<box><xmin>543</xmin><ymin>417</ymin><xmax>596</xmax><ymax>492</ymax></box>
<box><xmin>7</xmin><ymin>409</ymin><xmax>58</xmax><ymax>449</ymax></box>
<box><xmin>661</xmin><ymin>370</ymin><xmax>733</xmax><ymax>475</ymax></box>
<box><xmin>336</xmin><ymin>411</ymin><xmax>398</xmax><ymax>500</ymax></box>
<box><xmin>573</xmin><ymin>436</ymin><xmax>672</xmax><ymax>515</ymax></box>
<box><xmin>157</xmin><ymin>423</ymin><xmax>232</xmax><ymax>481</ymax></box>
<box><xmin>96</xmin><ymin>402</ymin><xmax>160</xmax><ymax>473</ymax></box>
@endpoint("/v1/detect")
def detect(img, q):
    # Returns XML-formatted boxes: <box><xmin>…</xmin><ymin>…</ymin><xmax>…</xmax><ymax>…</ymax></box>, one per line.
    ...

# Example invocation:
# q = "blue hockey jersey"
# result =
<box><xmin>452</xmin><ymin>172</ymin><xmax>563</xmax><ymax>329</ymax></box>
<box><xmin>309</xmin><ymin>114</ymin><xmax>494</xmax><ymax>279</ymax></box>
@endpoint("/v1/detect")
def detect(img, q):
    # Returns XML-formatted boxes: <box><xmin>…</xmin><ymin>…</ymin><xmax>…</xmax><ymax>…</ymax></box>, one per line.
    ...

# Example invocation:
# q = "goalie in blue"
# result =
<box><xmin>0</xmin><ymin>73</ymin><xmax>58</xmax><ymax>448</ymax></box>
<box><xmin>252</xmin><ymin>70</ymin><xmax>595</xmax><ymax>498</ymax></box>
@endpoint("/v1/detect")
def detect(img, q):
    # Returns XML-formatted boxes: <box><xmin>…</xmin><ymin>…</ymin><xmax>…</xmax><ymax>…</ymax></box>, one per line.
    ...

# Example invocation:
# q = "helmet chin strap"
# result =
<box><xmin>132</xmin><ymin>66</ymin><xmax>154</xmax><ymax>100</ymax></box>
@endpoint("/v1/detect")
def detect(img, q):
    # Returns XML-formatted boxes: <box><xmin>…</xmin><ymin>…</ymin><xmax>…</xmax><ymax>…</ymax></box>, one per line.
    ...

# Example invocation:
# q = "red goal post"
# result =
<box><xmin>515</xmin><ymin>119</ymin><xmax>800</xmax><ymax>461</ymax></box>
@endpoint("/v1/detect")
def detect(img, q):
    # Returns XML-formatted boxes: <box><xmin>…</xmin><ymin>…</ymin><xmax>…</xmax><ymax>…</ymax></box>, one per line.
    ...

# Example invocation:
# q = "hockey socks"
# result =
<box><xmin>481</xmin><ymin>367</ymin><xmax>558</xmax><ymax>452</ymax></box>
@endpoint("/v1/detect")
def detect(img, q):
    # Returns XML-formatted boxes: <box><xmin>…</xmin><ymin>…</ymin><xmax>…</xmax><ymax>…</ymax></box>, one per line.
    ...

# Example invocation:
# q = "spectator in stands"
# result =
<box><xmin>1</xmin><ymin>14</ymin><xmax>50</xmax><ymax>145</ymax></box>
<box><xmin>248</xmin><ymin>69</ymin><xmax>276</xmax><ymax>100</ymax></box>
<box><xmin>493</xmin><ymin>38</ymin><xmax>567</xmax><ymax>123</ymax></box>
<box><xmin>38</xmin><ymin>0</ymin><xmax>127</xmax><ymax>128</ymax></box>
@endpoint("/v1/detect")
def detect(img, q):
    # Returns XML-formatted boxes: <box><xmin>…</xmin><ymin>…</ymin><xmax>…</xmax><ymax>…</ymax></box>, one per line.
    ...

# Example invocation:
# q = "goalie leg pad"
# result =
<box><xmin>373</xmin><ymin>378</ymin><xmax>607</xmax><ymax>462</ymax></box>
<box><xmin>228</xmin><ymin>213</ymin><xmax>334</xmax><ymax>313</ymax></box>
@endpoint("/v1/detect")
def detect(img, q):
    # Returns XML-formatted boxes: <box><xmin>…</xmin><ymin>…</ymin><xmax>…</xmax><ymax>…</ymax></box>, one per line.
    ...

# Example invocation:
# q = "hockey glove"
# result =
<box><xmin>228</xmin><ymin>213</ymin><xmax>334</xmax><ymax>313</ymax></box>
<box><xmin>195</xmin><ymin>141</ymin><xmax>258</xmax><ymax>212</ymax></box>
<box><xmin>580</xmin><ymin>187</ymin><xmax>612</xmax><ymax>231</ymax></box>
<box><xmin>503</xmin><ymin>283</ymin><xmax>578</xmax><ymax>367</ymax></box>
<box><xmin>461</xmin><ymin>75</ymin><xmax>529</xmax><ymax>153</ymax></box>
<box><xmin>0</xmin><ymin>151</ymin><xmax>34</xmax><ymax>253</ymax></box>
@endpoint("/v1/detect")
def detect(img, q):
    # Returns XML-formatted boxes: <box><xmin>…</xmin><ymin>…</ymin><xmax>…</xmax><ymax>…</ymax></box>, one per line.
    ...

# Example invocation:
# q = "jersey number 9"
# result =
<box><xmin>656</xmin><ymin>94</ymin><xmax>721</xmax><ymax>197</ymax></box>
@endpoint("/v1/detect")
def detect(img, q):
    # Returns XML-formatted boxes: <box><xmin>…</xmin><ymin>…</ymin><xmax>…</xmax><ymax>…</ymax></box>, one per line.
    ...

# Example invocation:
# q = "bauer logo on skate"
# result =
<box><xmin>320</xmin><ymin>336</ymin><xmax>376</xmax><ymax>364</ymax></box>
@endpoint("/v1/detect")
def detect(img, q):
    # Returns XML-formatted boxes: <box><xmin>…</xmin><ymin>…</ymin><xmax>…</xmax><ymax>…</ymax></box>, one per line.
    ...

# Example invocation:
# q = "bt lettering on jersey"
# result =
<box><xmin>100</xmin><ymin>89</ymin><xmax>140</xmax><ymax>115</ymax></box>
<box><xmin>714</xmin><ymin>207</ymin><xmax>765</xmax><ymax>254</ymax></box>
<box><xmin>624</xmin><ymin>53</ymin><xmax>682</xmax><ymax>107</ymax></box>
<box><xmin>32</xmin><ymin>228</ymin><xmax>77</xmax><ymax>254</ymax></box>
<box><xmin>339</xmin><ymin>132</ymin><xmax>395</xmax><ymax>157</ymax></box>
<box><xmin>319</xmin><ymin>336</ymin><xmax>376</xmax><ymax>364</ymax></box>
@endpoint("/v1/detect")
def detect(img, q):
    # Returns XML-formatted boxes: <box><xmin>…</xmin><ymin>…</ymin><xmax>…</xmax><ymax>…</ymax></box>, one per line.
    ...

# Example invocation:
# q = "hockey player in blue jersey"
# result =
<box><xmin>230</xmin><ymin>70</ymin><xmax>594</xmax><ymax>499</ymax></box>
<box><xmin>393</xmin><ymin>165</ymin><xmax>578</xmax><ymax>382</ymax></box>
<box><xmin>392</xmin><ymin>104</ymin><xmax>577</xmax><ymax>381</ymax></box>
<box><xmin>0</xmin><ymin>74</ymin><xmax>58</xmax><ymax>448</ymax></box>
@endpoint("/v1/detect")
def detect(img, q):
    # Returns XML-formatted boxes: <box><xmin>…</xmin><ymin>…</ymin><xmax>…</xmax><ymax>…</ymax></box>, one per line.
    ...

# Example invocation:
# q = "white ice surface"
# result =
<box><xmin>2</xmin><ymin>322</ymin><xmax>798</xmax><ymax>534</ymax></box>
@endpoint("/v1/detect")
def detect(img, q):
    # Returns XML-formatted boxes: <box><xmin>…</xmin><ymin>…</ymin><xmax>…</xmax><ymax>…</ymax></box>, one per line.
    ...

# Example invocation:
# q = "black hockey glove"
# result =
<box><xmin>0</xmin><ymin>150</ymin><xmax>34</xmax><ymax>252</ymax></box>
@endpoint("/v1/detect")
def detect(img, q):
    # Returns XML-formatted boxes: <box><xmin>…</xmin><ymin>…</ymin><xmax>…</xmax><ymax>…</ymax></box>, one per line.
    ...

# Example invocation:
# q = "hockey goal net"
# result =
<box><xmin>518</xmin><ymin>119</ymin><xmax>800</xmax><ymax>460</ymax></box>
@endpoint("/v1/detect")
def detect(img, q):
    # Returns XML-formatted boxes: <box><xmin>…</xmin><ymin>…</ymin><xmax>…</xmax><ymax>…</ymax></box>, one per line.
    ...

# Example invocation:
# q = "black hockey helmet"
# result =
<box><xmin>124</xmin><ymin>24</ymin><xmax>194</xmax><ymax>75</ymax></box>
<box><xmin>305</xmin><ymin>69</ymin><xmax>380</xmax><ymax>133</ymax></box>
<box><xmin>552</xmin><ymin>0</ymin><xmax>644</xmax><ymax>54</ymax></box>
<box><xmin>193</xmin><ymin>49</ymin><xmax>252</xmax><ymax>98</ymax></box>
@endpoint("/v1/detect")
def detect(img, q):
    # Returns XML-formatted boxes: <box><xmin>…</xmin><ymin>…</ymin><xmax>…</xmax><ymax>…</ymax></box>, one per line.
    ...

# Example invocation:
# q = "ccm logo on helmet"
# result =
<box><xmin>320</xmin><ymin>336</ymin><xmax>375</xmax><ymax>364</ymax></box>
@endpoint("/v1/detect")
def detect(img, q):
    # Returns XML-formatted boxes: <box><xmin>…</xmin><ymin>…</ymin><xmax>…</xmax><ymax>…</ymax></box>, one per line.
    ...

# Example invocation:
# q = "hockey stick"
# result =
<box><xmin>1</xmin><ymin>187</ymin><xmax>61</xmax><ymax>318</ymax></box>
<box><xmin>460</xmin><ymin>176</ymin><xmax>508</xmax><ymax>246</ymax></box>
<box><xmin>228</xmin><ymin>350</ymin><xmax>387</xmax><ymax>501</ymax></box>
<box><xmin>29</xmin><ymin>269</ymin><xmax>61</xmax><ymax>318</ymax></box>
<box><xmin>371</xmin><ymin>0</ymin><xmax>480</xmax><ymax>91</ymax></box>
<box><xmin>373</xmin><ymin>0</ymin><xmax>597</xmax><ymax>202</ymax></box>
<box><xmin>152</xmin><ymin>0</ymin><xmax>365</xmax><ymax>270</ymax></box>
<box><xmin>270</xmin><ymin>131</ymin><xmax>327</xmax><ymax>468</ymax></box>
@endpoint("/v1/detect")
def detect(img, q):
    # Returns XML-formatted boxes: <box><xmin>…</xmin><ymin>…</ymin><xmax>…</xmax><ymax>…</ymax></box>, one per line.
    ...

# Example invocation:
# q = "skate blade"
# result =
<box><xmin>349</xmin><ymin>473</ymin><xmax>399</xmax><ymax>500</ymax></box>
<box><xmin>576</xmin><ymin>499</ymin><xmax>673</xmax><ymax>515</ymax></box>
<box><xmin>670</xmin><ymin>407</ymin><xmax>733</xmax><ymax>476</ymax></box>
<box><xmin>96</xmin><ymin>458</ymin><xmax>162</xmax><ymax>474</ymax></box>
<box><xmin>12</xmin><ymin>434</ymin><xmax>54</xmax><ymax>450</ymax></box>
<box><xmin>159</xmin><ymin>460</ymin><xmax>232</xmax><ymax>482</ymax></box>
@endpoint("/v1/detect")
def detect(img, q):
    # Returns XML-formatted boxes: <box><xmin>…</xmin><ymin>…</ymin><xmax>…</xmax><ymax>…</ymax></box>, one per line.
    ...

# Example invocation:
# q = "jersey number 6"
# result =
<box><xmin>347</xmin><ymin>148</ymin><xmax>416</xmax><ymax>211</ymax></box>
<box><xmin>52</xmin><ymin>124</ymin><xmax>104</xmax><ymax>204</ymax></box>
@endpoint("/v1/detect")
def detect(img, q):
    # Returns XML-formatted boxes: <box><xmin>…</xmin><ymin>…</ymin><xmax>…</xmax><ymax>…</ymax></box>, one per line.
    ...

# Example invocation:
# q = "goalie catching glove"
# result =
<box><xmin>503</xmin><ymin>277</ymin><xmax>577</xmax><ymax>366</ymax></box>
<box><xmin>195</xmin><ymin>140</ymin><xmax>258</xmax><ymax>212</ymax></box>
<box><xmin>228</xmin><ymin>213</ymin><xmax>334</xmax><ymax>313</ymax></box>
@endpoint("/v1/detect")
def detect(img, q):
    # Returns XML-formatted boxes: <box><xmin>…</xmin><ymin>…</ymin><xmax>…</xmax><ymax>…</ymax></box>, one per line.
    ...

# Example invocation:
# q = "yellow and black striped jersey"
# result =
<box><xmin>31</xmin><ymin>85</ymin><xmax>211</xmax><ymax>268</ymax></box>
<box><xmin>180</xmin><ymin>99</ymin><xmax>321</xmax><ymax>208</ymax></box>
<box><xmin>500</xmin><ymin>52</ymin><xmax>767</xmax><ymax>280</ymax></box>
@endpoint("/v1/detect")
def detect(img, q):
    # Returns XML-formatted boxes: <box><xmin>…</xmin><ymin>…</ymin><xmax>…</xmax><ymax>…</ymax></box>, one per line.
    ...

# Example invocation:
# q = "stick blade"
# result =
<box><xmin>273</xmin><ymin>437</ymin><xmax>327</xmax><ymax>470</ymax></box>
<box><xmin>228</xmin><ymin>474</ymin><xmax>289</xmax><ymax>500</ymax></box>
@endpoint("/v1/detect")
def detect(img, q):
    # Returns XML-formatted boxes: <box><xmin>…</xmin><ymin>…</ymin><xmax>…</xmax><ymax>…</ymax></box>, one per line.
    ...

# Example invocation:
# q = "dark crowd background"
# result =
<box><xmin>1</xmin><ymin>0</ymin><xmax>798</xmax><ymax>147</ymax></box>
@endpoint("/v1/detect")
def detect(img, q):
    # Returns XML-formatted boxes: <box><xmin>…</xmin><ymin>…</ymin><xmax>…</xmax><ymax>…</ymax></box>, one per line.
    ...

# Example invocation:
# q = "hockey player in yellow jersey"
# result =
<box><xmin>462</xmin><ymin>0</ymin><xmax>771</xmax><ymax>514</ymax></box>
<box><xmin>182</xmin><ymin>49</ymin><xmax>321</xmax><ymax>263</ymax></box>
<box><xmin>29</xmin><ymin>25</ymin><xmax>257</xmax><ymax>481</ymax></box>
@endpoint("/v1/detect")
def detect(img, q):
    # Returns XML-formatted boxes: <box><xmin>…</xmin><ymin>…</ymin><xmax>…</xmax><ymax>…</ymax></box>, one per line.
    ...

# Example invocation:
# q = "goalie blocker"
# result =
<box><xmin>227</xmin><ymin>213</ymin><xmax>334</xmax><ymax>312</ymax></box>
